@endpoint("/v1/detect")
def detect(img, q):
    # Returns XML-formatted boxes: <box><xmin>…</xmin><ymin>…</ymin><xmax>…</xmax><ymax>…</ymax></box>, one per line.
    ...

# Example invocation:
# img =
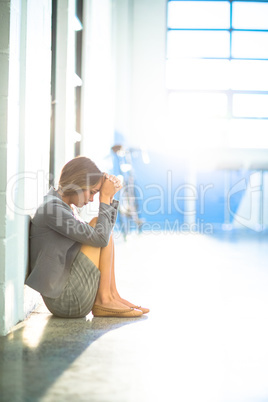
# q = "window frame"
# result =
<box><xmin>166</xmin><ymin>0</ymin><xmax>268</xmax><ymax>127</ymax></box>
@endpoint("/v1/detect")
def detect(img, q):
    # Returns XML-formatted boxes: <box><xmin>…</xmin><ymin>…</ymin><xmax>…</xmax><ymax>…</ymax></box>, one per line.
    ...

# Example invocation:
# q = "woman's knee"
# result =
<box><xmin>88</xmin><ymin>216</ymin><xmax>114</xmax><ymax>246</ymax></box>
<box><xmin>89</xmin><ymin>217</ymin><xmax>98</xmax><ymax>227</ymax></box>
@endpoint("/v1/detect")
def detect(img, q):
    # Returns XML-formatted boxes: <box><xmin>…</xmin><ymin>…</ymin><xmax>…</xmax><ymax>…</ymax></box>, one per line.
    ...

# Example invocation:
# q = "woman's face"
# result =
<box><xmin>70</xmin><ymin>182</ymin><xmax>102</xmax><ymax>207</ymax></box>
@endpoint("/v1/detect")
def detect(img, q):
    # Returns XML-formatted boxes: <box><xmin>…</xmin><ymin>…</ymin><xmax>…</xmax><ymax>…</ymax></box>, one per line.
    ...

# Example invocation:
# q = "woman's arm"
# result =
<box><xmin>43</xmin><ymin>198</ymin><xmax>118</xmax><ymax>247</ymax></box>
<box><xmin>36</xmin><ymin>174</ymin><xmax>121</xmax><ymax>247</ymax></box>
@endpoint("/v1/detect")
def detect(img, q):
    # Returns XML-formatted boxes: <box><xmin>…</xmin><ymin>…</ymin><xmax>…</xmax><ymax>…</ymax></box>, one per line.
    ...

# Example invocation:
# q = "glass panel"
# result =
<box><xmin>167</xmin><ymin>107</ymin><xmax>228</xmax><ymax>149</ymax></box>
<box><xmin>167</xmin><ymin>30</ymin><xmax>230</xmax><ymax>59</ymax></box>
<box><xmin>233</xmin><ymin>94</ymin><xmax>268</xmax><ymax>118</ymax></box>
<box><xmin>227</xmin><ymin>119</ymin><xmax>268</xmax><ymax>148</ymax></box>
<box><xmin>232</xmin><ymin>1</ymin><xmax>268</xmax><ymax>30</ymax></box>
<box><xmin>232</xmin><ymin>32</ymin><xmax>268</xmax><ymax>59</ymax></box>
<box><xmin>168</xmin><ymin>1</ymin><xmax>230</xmax><ymax>29</ymax></box>
<box><xmin>168</xmin><ymin>92</ymin><xmax>227</xmax><ymax>118</ymax></box>
<box><xmin>166</xmin><ymin>59</ymin><xmax>230</xmax><ymax>90</ymax></box>
<box><xmin>230</xmin><ymin>60</ymin><xmax>268</xmax><ymax>91</ymax></box>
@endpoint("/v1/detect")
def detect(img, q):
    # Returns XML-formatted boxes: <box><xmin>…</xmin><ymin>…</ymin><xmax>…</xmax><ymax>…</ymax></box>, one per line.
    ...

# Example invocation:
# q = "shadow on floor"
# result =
<box><xmin>0</xmin><ymin>305</ymin><xmax>147</xmax><ymax>402</ymax></box>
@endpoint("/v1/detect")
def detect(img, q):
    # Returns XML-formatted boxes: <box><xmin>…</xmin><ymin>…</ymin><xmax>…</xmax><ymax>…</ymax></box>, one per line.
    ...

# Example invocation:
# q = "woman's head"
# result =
<box><xmin>58</xmin><ymin>156</ymin><xmax>104</xmax><ymax>206</ymax></box>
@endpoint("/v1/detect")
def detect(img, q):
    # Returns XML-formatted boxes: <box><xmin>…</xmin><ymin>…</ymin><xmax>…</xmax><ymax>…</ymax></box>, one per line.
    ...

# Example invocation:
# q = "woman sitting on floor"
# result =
<box><xmin>26</xmin><ymin>156</ymin><xmax>149</xmax><ymax>318</ymax></box>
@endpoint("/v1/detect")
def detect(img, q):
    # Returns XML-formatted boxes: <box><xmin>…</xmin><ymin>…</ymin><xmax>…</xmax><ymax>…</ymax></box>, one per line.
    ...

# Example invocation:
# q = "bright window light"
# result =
<box><xmin>227</xmin><ymin>119</ymin><xmax>268</xmax><ymax>148</ymax></box>
<box><xmin>233</xmin><ymin>94</ymin><xmax>268</xmax><ymax>118</ymax></box>
<box><xmin>166</xmin><ymin>112</ymin><xmax>228</xmax><ymax>150</ymax></box>
<box><xmin>74</xmin><ymin>15</ymin><xmax>83</xmax><ymax>31</ymax></box>
<box><xmin>232</xmin><ymin>1</ymin><xmax>268</xmax><ymax>30</ymax></box>
<box><xmin>74</xmin><ymin>73</ymin><xmax>82</xmax><ymax>87</ymax></box>
<box><xmin>166</xmin><ymin>0</ymin><xmax>268</xmax><ymax>150</ymax></box>
<box><xmin>168</xmin><ymin>1</ymin><xmax>230</xmax><ymax>29</ymax></box>
<box><xmin>167</xmin><ymin>30</ymin><xmax>230</xmax><ymax>59</ymax></box>
<box><xmin>169</xmin><ymin>92</ymin><xmax>228</xmax><ymax>118</ymax></box>
<box><xmin>73</xmin><ymin>131</ymin><xmax>82</xmax><ymax>142</ymax></box>
<box><xmin>232</xmin><ymin>32</ymin><xmax>268</xmax><ymax>59</ymax></box>
<box><xmin>230</xmin><ymin>60</ymin><xmax>268</xmax><ymax>91</ymax></box>
<box><xmin>166</xmin><ymin>59</ymin><xmax>230</xmax><ymax>90</ymax></box>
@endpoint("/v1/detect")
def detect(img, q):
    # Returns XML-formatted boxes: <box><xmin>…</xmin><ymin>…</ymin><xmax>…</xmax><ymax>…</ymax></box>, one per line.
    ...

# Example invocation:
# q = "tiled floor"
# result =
<box><xmin>1</xmin><ymin>231</ymin><xmax>268</xmax><ymax>402</ymax></box>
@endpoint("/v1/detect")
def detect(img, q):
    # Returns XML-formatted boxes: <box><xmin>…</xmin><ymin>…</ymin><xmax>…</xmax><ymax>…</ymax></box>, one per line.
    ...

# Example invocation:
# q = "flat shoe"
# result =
<box><xmin>92</xmin><ymin>304</ymin><xmax>143</xmax><ymax>318</ymax></box>
<box><xmin>133</xmin><ymin>306</ymin><xmax>150</xmax><ymax>314</ymax></box>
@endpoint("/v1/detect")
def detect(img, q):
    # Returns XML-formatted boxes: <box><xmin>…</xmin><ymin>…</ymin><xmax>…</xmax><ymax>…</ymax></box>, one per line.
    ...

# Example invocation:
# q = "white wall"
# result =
<box><xmin>54</xmin><ymin>0</ymin><xmax>76</xmax><ymax>182</ymax></box>
<box><xmin>113</xmin><ymin>0</ymin><xmax>133</xmax><ymax>141</ymax></box>
<box><xmin>81</xmin><ymin>0</ymin><xmax>115</xmax><ymax>169</ymax></box>
<box><xmin>0</xmin><ymin>0</ymin><xmax>51</xmax><ymax>336</ymax></box>
<box><xmin>82</xmin><ymin>0</ymin><xmax>167</xmax><ymax>157</ymax></box>
<box><xmin>0</xmin><ymin>0</ymin><xmax>18</xmax><ymax>337</ymax></box>
<box><xmin>130</xmin><ymin>0</ymin><xmax>167</xmax><ymax>149</ymax></box>
<box><xmin>113</xmin><ymin>0</ymin><xmax>167</xmax><ymax>150</ymax></box>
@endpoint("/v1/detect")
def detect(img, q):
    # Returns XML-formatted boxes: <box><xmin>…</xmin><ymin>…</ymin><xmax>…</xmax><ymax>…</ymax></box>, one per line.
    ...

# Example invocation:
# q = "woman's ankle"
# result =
<box><xmin>94</xmin><ymin>293</ymin><xmax>113</xmax><ymax>306</ymax></box>
<box><xmin>111</xmin><ymin>290</ymin><xmax>121</xmax><ymax>300</ymax></box>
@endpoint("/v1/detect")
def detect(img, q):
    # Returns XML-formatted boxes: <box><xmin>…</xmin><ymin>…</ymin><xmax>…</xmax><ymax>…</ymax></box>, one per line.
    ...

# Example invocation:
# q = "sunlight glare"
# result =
<box><xmin>233</xmin><ymin>94</ymin><xmax>268</xmax><ymax>118</ymax></box>
<box><xmin>168</xmin><ymin>1</ymin><xmax>230</xmax><ymax>29</ymax></box>
<box><xmin>166</xmin><ymin>59</ymin><xmax>230</xmax><ymax>91</ymax></box>
<box><xmin>22</xmin><ymin>316</ymin><xmax>50</xmax><ymax>348</ymax></box>
<box><xmin>232</xmin><ymin>1</ymin><xmax>268</xmax><ymax>30</ymax></box>
<box><xmin>232</xmin><ymin>32</ymin><xmax>268</xmax><ymax>59</ymax></box>
<box><xmin>167</xmin><ymin>30</ymin><xmax>230</xmax><ymax>59</ymax></box>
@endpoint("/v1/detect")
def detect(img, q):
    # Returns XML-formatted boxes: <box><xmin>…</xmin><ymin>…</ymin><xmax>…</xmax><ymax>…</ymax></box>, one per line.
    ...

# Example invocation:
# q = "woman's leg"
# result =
<box><xmin>95</xmin><ymin>232</ymin><xmax>138</xmax><ymax>309</ymax></box>
<box><xmin>109</xmin><ymin>236</ymin><xmax>138</xmax><ymax>308</ymax></box>
<box><xmin>80</xmin><ymin>218</ymin><xmax>133</xmax><ymax>310</ymax></box>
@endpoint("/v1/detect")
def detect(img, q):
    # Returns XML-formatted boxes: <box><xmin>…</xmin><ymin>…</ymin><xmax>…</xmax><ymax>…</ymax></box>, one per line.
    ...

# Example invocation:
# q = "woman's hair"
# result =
<box><xmin>58</xmin><ymin>156</ymin><xmax>103</xmax><ymax>195</ymax></box>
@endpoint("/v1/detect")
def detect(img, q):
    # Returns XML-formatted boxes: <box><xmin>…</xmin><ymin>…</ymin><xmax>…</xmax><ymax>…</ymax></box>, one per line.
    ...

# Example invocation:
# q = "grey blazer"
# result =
<box><xmin>25</xmin><ymin>187</ymin><xmax>119</xmax><ymax>298</ymax></box>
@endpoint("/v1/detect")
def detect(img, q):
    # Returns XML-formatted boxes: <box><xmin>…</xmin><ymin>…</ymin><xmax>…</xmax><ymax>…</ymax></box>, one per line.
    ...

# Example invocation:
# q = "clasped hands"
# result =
<box><xmin>104</xmin><ymin>173</ymin><xmax>122</xmax><ymax>189</ymax></box>
<box><xmin>99</xmin><ymin>173</ymin><xmax>123</xmax><ymax>204</ymax></box>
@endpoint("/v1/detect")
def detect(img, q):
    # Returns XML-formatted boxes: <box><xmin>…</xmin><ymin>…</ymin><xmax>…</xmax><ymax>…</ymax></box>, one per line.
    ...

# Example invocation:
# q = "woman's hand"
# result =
<box><xmin>99</xmin><ymin>174</ymin><xmax>122</xmax><ymax>204</ymax></box>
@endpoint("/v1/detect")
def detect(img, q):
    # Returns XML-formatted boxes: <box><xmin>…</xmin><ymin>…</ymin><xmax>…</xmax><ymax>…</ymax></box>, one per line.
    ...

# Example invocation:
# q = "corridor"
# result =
<box><xmin>1</xmin><ymin>231</ymin><xmax>268</xmax><ymax>402</ymax></box>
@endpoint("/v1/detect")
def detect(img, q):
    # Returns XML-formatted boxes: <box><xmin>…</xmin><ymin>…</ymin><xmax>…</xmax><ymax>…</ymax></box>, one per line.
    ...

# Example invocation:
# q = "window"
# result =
<box><xmin>166</xmin><ymin>0</ymin><xmax>268</xmax><ymax>149</ymax></box>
